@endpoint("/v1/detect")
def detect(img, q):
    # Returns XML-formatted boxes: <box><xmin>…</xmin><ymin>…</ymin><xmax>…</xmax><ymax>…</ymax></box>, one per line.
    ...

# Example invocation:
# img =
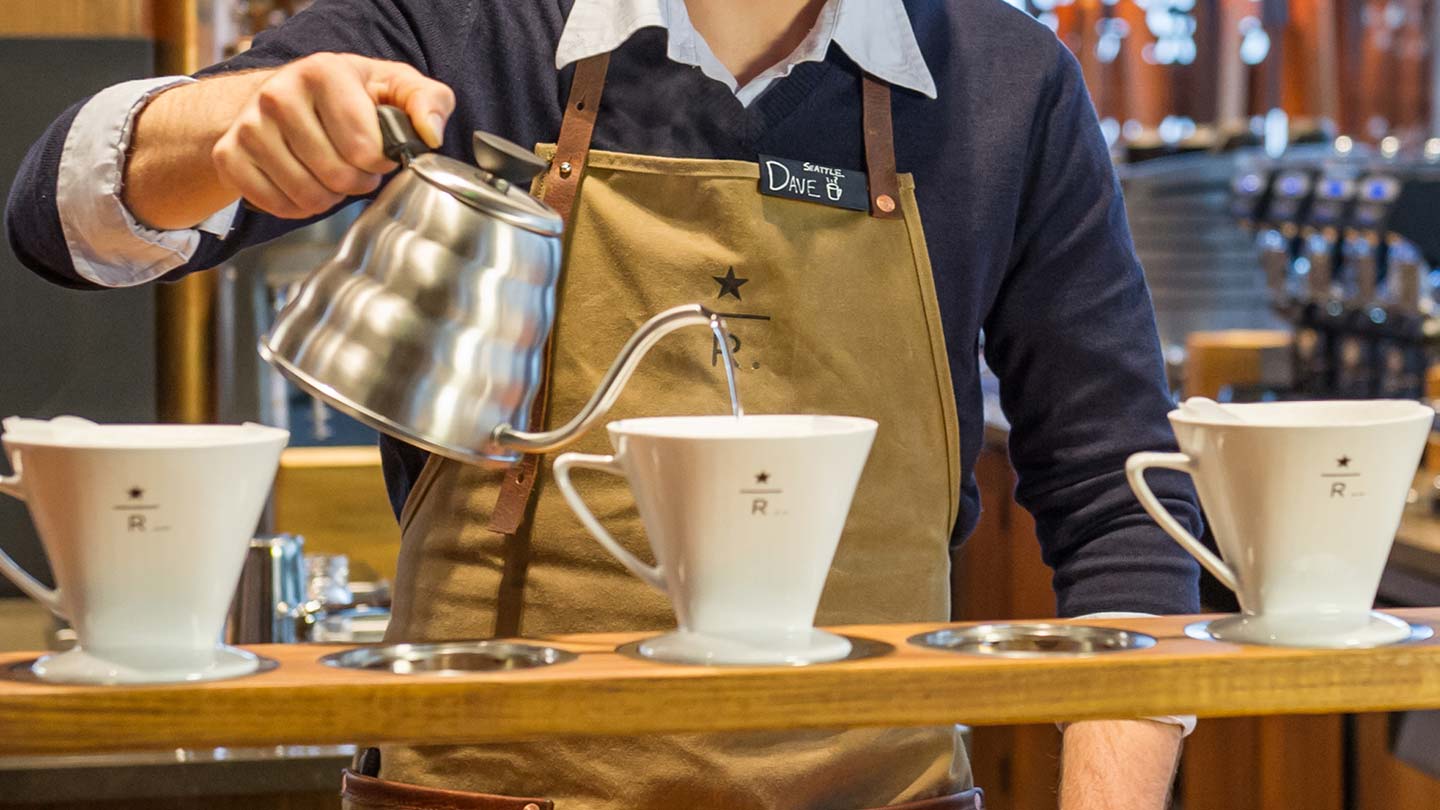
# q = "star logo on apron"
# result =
<box><xmin>712</xmin><ymin>267</ymin><xmax>749</xmax><ymax>300</ymax></box>
<box><xmin>705</xmin><ymin>265</ymin><xmax>769</xmax><ymax>371</ymax></box>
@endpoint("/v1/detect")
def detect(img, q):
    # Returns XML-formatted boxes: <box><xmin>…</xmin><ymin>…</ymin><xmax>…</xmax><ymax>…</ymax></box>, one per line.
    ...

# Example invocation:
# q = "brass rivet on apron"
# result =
<box><xmin>524</xmin><ymin>804</ymin><xmax>540</xmax><ymax>810</ymax></box>
<box><xmin>559</xmin><ymin>161</ymin><xmax>574</xmax><ymax>178</ymax></box>
<box><xmin>875</xmin><ymin>194</ymin><xmax>896</xmax><ymax>213</ymax></box>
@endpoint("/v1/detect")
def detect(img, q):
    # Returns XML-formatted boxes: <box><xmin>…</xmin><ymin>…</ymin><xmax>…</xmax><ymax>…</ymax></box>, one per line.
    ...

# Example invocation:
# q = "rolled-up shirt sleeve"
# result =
<box><xmin>56</xmin><ymin>76</ymin><xmax>240</xmax><ymax>288</ymax></box>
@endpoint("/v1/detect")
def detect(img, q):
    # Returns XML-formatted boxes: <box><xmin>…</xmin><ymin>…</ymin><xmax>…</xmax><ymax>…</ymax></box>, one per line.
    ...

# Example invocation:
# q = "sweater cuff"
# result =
<box><xmin>57</xmin><ymin>76</ymin><xmax>239</xmax><ymax>288</ymax></box>
<box><xmin>1060</xmin><ymin>611</ymin><xmax>1197</xmax><ymax>737</ymax></box>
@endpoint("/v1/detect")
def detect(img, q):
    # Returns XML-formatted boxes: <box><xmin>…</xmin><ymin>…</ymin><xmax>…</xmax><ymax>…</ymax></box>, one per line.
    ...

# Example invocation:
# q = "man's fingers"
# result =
<box><xmin>400</xmin><ymin>81</ymin><xmax>456</xmax><ymax>149</ymax></box>
<box><xmin>361</xmin><ymin>59</ymin><xmax>456</xmax><ymax>148</ymax></box>
<box><xmin>215</xmin><ymin>115</ymin><xmax>342</xmax><ymax>219</ymax></box>
<box><xmin>302</xmin><ymin>56</ymin><xmax>397</xmax><ymax>174</ymax></box>
<box><xmin>213</xmin><ymin>139</ymin><xmax>307</xmax><ymax>219</ymax></box>
<box><xmin>259</xmin><ymin>86</ymin><xmax>382</xmax><ymax>196</ymax></box>
<box><xmin>239</xmin><ymin>118</ymin><xmax>346</xmax><ymax>215</ymax></box>
<box><xmin>213</xmin><ymin>52</ymin><xmax>453</xmax><ymax>219</ymax></box>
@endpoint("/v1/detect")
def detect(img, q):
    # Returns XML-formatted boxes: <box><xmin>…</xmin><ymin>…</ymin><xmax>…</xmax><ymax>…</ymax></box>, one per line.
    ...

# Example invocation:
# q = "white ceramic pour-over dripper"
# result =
<box><xmin>552</xmin><ymin>415</ymin><xmax>877</xmax><ymax>665</ymax></box>
<box><xmin>1127</xmin><ymin>399</ymin><xmax>1433</xmax><ymax>648</ymax></box>
<box><xmin>0</xmin><ymin>417</ymin><xmax>288</xmax><ymax>683</ymax></box>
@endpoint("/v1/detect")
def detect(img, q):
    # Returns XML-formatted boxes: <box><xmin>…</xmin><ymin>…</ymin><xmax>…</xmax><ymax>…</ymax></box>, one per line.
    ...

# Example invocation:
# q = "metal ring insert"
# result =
<box><xmin>319</xmin><ymin>641</ymin><xmax>577</xmax><ymax>675</ymax></box>
<box><xmin>909</xmin><ymin>623</ymin><xmax>1157</xmax><ymax>658</ymax></box>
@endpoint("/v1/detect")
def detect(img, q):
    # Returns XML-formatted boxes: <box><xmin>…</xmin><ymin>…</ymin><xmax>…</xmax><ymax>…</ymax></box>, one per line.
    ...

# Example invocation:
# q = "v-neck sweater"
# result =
<box><xmin>5</xmin><ymin>0</ymin><xmax>1203</xmax><ymax>618</ymax></box>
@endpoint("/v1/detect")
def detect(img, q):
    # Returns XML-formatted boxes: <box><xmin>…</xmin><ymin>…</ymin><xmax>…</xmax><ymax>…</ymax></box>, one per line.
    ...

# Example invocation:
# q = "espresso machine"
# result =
<box><xmin>1313</xmin><ymin>171</ymin><xmax>1369</xmax><ymax>398</ymax></box>
<box><xmin>1299</xmin><ymin>172</ymin><xmax>1359</xmax><ymax>396</ymax></box>
<box><xmin>1335</xmin><ymin>173</ymin><xmax>1403</xmax><ymax>397</ymax></box>
<box><xmin>1366</xmin><ymin>169</ymin><xmax>1440</xmax><ymax>399</ymax></box>
<box><xmin>1255</xmin><ymin>167</ymin><xmax>1315</xmax><ymax>313</ymax></box>
<box><xmin>1236</xmin><ymin>141</ymin><xmax>1440</xmax><ymax>401</ymax></box>
<box><xmin>1229</xmin><ymin>164</ymin><xmax>1273</xmax><ymax>232</ymax></box>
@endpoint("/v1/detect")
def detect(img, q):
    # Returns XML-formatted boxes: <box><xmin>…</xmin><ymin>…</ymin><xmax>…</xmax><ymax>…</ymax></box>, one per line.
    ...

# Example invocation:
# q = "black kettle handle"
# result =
<box><xmin>377</xmin><ymin>105</ymin><xmax>426</xmax><ymax>164</ymax></box>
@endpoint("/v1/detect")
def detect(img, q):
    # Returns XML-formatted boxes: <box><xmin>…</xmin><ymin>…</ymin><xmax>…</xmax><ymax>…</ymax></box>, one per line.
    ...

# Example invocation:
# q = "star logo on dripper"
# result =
<box><xmin>1337</xmin><ymin>456</ymin><xmax>1351</xmax><ymax>468</ymax></box>
<box><xmin>755</xmin><ymin>471</ymin><xmax>770</xmax><ymax>485</ymax></box>
<box><xmin>128</xmin><ymin>487</ymin><xmax>144</xmax><ymax>500</ymax></box>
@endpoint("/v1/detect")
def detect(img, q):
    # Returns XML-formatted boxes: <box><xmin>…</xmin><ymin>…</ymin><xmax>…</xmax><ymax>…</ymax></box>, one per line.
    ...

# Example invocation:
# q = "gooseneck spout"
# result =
<box><xmin>493</xmin><ymin>304</ymin><xmax>741</xmax><ymax>454</ymax></box>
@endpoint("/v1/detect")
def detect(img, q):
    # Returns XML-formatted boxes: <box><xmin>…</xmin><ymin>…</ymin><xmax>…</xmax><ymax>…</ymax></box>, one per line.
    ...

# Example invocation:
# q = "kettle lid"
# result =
<box><xmin>407</xmin><ymin>153</ymin><xmax>564</xmax><ymax>236</ymax></box>
<box><xmin>375</xmin><ymin>108</ymin><xmax>561</xmax><ymax>236</ymax></box>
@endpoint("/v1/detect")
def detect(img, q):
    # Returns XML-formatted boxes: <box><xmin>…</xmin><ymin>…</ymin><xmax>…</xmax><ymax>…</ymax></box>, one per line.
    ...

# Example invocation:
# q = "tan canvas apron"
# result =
<box><xmin>360</xmin><ymin>55</ymin><xmax>967</xmax><ymax>810</ymax></box>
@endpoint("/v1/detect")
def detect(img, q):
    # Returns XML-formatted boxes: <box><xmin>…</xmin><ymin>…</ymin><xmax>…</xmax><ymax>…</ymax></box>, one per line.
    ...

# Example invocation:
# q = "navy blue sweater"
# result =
<box><xmin>5</xmin><ymin>0</ymin><xmax>1203</xmax><ymax>617</ymax></box>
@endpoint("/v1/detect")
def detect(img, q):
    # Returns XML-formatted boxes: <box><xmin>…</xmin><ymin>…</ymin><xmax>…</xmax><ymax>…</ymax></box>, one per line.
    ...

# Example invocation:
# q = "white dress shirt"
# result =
<box><xmin>57</xmin><ymin>76</ymin><xmax>240</xmax><ymax>287</ymax></box>
<box><xmin>59</xmin><ymin>0</ymin><xmax>935</xmax><ymax>288</ymax></box>
<box><xmin>556</xmin><ymin>0</ymin><xmax>937</xmax><ymax>105</ymax></box>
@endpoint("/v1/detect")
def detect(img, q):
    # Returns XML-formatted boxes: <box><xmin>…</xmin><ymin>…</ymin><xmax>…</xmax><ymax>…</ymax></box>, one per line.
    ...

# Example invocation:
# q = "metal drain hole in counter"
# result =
<box><xmin>909</xmin><ymin>624</ymin><xmax>1157</xmax><ymax>658</ymax></box>
<box><xmin>320</xmin><ymin>641</ymin><xmax>577</xmax><ymax>674</ymax></box>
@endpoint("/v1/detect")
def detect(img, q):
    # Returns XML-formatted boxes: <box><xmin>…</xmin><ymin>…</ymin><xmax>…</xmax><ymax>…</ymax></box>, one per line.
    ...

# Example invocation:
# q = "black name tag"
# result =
<box><xmin>758</xmin><ymin>155</ymin><xmax>869</xmax><ymax>212</ymax></box>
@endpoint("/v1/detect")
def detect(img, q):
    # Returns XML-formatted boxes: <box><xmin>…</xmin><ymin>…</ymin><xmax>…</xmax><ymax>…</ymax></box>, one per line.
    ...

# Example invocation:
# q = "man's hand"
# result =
<box><xmin>212</xmin><ymin>53</ymin><xmax>454</xmax><ymax>219</ymax></box>
<box><xmin>125</xmin><ymin>53</ymin><xmax>455</xmax><ymax>229</ymax></box>
<box><xmin>1059</xmin><ymin>719</ymin><xmax>1183</xmax><ymax>810</ymax></box>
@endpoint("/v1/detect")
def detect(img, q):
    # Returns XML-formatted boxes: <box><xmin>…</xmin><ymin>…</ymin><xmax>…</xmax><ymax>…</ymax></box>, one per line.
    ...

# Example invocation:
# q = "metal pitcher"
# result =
<box><xmin>260</xmin><ymin>107</ymin><xmax>731</xmax><ymax>463</ymax></box>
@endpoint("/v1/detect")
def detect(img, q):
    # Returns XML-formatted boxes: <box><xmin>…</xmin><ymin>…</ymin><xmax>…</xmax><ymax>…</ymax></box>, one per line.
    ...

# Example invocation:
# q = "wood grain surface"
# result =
<box><xmin>3</xmin><ymin>611</ymin><xmax>1440</xmax><ymax>756</ymax></box>
<box><xmin>1182</xmin><ymin>329</ymin><xmax>1292</xmax><ymax>400</ymax></box>
<box><xmin>272</xmin><ymin>446</ymin><xmax>399</xmax><ymax>580</ymax></box>
<box><xmin>0</xmin><ymin>1</ymin><xmax>152</xmax><ymax>37</ymax></box>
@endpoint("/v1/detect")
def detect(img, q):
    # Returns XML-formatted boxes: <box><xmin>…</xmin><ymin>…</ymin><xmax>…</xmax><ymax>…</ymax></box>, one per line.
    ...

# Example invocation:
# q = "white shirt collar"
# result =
<box><xmin>555</xmin><ymin>0</ymin><xmax>937</xmax><ymax>106</ymax></box>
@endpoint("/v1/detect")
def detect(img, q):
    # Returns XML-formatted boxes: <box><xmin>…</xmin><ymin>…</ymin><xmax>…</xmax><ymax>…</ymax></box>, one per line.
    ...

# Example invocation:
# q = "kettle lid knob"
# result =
<box><xmin>473</xmin><ymin>131</ymin><xmax>550</xmax><ymax>187</ymax></box>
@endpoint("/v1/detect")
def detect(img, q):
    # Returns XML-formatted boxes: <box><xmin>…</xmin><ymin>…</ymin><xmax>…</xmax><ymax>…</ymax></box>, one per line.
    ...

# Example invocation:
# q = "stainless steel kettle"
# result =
<box><xmin>259</xmin><ymin>107</ymin><xmax>733</xmax><ymax>463</ymax></box>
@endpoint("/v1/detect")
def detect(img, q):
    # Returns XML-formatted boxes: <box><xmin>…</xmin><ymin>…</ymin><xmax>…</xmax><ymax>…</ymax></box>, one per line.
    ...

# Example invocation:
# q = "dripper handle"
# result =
<box><xmin>1125</xmin><ymin>451</ymin><xmax>1240</xmax><ymax>593</ymax></box>
<box><xmin>0</xmin><ymin>456</ymin><xmax>65</xmax><ymax>618</ymax></box>
<box><xmin>552</xmin><ymin>453</ymin><xmax>667</xmax><ymax>593</ymax></box>
<box><xmin>377</xmin><ymin>105</ymin><xmax>426</xmax><ymax>164</ymax></box>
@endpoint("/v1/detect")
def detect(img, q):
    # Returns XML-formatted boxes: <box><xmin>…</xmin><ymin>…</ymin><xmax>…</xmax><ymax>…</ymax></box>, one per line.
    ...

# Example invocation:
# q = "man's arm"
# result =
<box><xmin>120</xmin><ymin>70</ymin><xmax>272</xmax><ymax>230</ymax></box>
<box><xmin>980</xmin><ymin>32</ymin><xmax>1202</xmax><ymax>810</ymax></box>
<box><xmin>1061</xmin><ymin>720</ymin><xmax>1183</xmax><ymax>810</ymax></box>
<box><xmin>5</xmin><ymin>0</ymin><xmax>463</xmax><ymax>290</ymax></box>
<box><xmin>981</xmin><ymin>43</ymin><xmax>1203</xmax><ymax>620</ymax></box>
<box><xmin>982</xmin><ymin>37</ymin><xmax>1202</xmax><ymax>629</ymax></box>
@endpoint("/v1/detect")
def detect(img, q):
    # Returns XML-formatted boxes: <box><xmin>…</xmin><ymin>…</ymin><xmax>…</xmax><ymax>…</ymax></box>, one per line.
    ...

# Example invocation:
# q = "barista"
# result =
<box><xmin>6</xmin><ymin>1</ymin><xmax>1203</xmax><ymax>809</ymax></box>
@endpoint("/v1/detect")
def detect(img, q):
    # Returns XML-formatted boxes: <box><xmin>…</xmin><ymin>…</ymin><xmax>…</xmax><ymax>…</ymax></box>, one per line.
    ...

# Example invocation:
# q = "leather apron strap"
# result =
<box><xmin>862</xmin><ymin>74</ymin><xmax>902</xmax><ymax>219</ymax></box>
<box><xmin>488</xmin><ymin>55</ymin><xmax>901</xmax><ymax>533</ymax></box>
<box><xmin>487</xmin><ymin>53</ymin><xmax>610</xmax><ymax>534</ymax></box>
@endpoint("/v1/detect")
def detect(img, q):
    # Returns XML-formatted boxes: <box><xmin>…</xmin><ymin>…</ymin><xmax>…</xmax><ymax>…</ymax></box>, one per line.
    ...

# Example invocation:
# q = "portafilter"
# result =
<box><xmin>260</xmin><ymin>107</ymin><xmax>731</xmax><ymax>463</ymax></box>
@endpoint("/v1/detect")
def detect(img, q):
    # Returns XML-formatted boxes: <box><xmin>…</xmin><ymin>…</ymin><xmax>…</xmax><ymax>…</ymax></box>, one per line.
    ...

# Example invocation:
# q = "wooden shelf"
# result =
<box><xmin>0</xmin><ymin>1</ymin><xmax>152</xmax><ymax>38</ymax></box>
<box><xmin>3</xmin><ymin>611</ymin><xmax>1440</xmax><ymax>756</ymax></box>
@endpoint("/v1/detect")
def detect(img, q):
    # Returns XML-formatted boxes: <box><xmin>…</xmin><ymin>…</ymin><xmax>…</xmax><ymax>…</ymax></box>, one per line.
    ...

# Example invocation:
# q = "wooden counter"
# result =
<box><xmin>3</xmin><ymin>610</ymin><xmax>1440</xmax><ymax>757</ymax></box>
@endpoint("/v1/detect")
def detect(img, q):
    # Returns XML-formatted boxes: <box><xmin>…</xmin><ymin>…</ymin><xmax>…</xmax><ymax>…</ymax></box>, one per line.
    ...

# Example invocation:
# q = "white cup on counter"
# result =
<box><xmin>0</xmin><ymin>417</ymin><xmax>288</xmax><ymax>683</ymax></box>
<box><xmin>1126</xmin><ymin>399</ymin><xmax>1433</xmax><ymax>648</ymax></box>
<box><xmin>552</xmin><ymin>414</ymin><xmax>876</xmax><ymax>665</ymax></box>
